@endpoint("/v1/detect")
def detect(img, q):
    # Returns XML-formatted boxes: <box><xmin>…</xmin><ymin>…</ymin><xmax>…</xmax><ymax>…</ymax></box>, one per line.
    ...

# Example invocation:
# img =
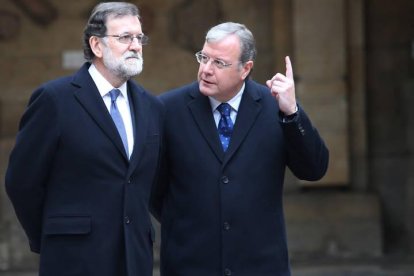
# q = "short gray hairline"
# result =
<box><xmin>205</xmin><ymin>22</ymin><xmax>256</xmax><ymax>64</ymax></box>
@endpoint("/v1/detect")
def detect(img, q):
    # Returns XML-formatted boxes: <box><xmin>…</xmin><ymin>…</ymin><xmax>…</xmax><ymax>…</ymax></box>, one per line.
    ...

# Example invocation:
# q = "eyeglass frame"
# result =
<box><xmin>195</xmin><ymin>51</ymin><xmax>237</xmax><ymax>69</ymax></box>
<box><xmin>102</xmin><ymin>33</ymin><xmax>149</xmax><ymax>45</ymax></box>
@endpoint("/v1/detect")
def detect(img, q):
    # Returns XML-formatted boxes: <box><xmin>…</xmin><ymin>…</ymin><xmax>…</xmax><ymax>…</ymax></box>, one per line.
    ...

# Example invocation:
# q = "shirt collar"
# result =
<box><xmin>88</xmin><ymin>64</ymin><xmax>128</xmax><ymax>98</ymax></box>
<box><xmin>209</xmin><ymin>82</ymin><xmax>245</xmax><ymax>112</ymax></box>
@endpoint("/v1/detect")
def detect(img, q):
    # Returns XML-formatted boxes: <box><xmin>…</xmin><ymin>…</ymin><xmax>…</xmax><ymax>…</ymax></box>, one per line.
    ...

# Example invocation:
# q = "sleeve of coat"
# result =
<box><xmin>5</xmin><ymin>87</ymin><xmax>59</xmax><ymax>253</ymax></box>
<box><xmin>281</xmin><ymin>105</ymin><xmax>329</xmax><ymax>181</ymax></box>
<box><xmin>149</xmin><ymin>120</ymin><xmax>168</xmax><ymax>222</ymax></box>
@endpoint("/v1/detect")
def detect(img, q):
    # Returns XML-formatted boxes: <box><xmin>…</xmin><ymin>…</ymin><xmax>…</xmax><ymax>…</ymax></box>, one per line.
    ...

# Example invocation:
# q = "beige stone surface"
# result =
<box><xmin>292</xmin><ymin>0</ymin><xmax>349</xmax><ymax>185</ymax></box>
<box><xmin>285</xmin><ymin>193</ymin><xmax>382</xmax><ymax>258</ymax></box>
<box><xmin>293</xmin><ymin>0</ymin><xmax>346</xmax><ymax>79</ymax></box>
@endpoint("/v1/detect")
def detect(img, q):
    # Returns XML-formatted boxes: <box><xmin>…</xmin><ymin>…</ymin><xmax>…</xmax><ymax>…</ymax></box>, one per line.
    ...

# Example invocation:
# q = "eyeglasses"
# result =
<box><xmin>195</xmin><ymin>51</ymin><xmax>233</xmax><ymax>69</ymax></box>
<box><xmin>103</xmin><ymin>34</ymin><xmax>149</xmax><ymax>45</ymax></box>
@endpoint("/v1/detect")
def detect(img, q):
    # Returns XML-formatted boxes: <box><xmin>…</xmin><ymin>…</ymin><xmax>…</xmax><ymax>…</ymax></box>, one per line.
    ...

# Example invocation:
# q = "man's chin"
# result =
<box><xmin>199</xmin><ymin>86</ymin><xmax>215</xmax><ymax>97</ymax></box>
<box><xmin>125</xmin><ymin>64</ymin><xmax>143</xmax><ymax>77</ymax></box>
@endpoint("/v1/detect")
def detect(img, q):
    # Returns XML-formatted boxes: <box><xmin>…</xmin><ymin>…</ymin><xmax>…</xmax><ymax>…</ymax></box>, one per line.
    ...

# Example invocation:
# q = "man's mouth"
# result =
<box><xmin>201</xmin><ymin>79</ymin><xmax>214</xmax><ymax>85</ymax></box>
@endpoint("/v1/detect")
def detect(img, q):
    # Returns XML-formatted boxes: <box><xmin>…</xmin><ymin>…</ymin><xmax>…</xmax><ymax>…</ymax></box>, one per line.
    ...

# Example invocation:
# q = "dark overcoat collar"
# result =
<box><xmin>187</xmin><ymin>80</ymin><xmax>263</xmax><ymax>166</ymax></box>
<box><xmin>71</xmin><ymin>63</ymin><xmax>151</xmax><ymax>173</ymax></box>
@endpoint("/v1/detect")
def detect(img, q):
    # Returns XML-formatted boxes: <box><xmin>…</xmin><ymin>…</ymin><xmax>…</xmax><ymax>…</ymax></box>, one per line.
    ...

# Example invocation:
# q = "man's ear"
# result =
<box><xmin>90</xmin><ymin>36</ymin><xmax>104</xmax><ymax>58</ymax></box>
<box><xmin>242</xmin><ymin>61</ymin><xmax>254</xmax><ymax>79</ymax></box>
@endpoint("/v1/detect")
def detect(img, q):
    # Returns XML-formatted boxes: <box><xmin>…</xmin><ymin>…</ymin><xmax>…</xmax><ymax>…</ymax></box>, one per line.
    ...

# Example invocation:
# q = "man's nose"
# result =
<box><xmin>129</xmin><ymin>38</ymin><xmax>143</xmax><ymax>51</ymax></box>
<box><xmin>201</xmin><ymin>60</ymin><xmax>214</xmax><ymax>73</ymax></box>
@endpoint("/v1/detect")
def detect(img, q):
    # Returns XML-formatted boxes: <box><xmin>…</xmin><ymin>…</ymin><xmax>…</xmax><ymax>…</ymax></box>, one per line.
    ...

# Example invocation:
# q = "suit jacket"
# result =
<box><xmin>151</xmin><ymin>80</ymin><xmax>329</xmax><ymax>276</ymax></box>
<box><xmin>5</xmin><ymin>63</ymin><xmax>163</xmax><ymax>276</ymax></box>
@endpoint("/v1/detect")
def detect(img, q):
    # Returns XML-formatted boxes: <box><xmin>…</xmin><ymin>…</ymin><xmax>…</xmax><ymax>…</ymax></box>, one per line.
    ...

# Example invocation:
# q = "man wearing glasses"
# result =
<box><xmin>151</xmin><ymin>22</ymin><xmax>329</xmax><ymax>276</ymax></box>
<box><xmin>5</xmin><ymin>2</ymin><xmax>161</xmax><ymax>276</ymax></box>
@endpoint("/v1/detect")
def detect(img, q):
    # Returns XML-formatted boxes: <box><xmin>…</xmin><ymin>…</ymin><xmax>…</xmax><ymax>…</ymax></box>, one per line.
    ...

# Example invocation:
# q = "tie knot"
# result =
<box><xmin>109</xmin><ymin>89</ymin><xmax>121</xmax><ymax>102</ymax></box>
<box><xmin>217</xmin><ymin>103</ymin><xmax>232</xmax><ymax>117</ymax></box>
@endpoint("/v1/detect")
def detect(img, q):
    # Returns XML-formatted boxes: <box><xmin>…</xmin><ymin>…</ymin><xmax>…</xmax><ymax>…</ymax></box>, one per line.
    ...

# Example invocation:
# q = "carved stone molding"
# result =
<box><xmin>11</xmin><ymin>0</ymin><xmax>57</xmax><ymax>26</ymax></box>
<box><xmin>170</xmin><ymin>0</ymin><xmax>223</xmax><ymax>53</ymax></box>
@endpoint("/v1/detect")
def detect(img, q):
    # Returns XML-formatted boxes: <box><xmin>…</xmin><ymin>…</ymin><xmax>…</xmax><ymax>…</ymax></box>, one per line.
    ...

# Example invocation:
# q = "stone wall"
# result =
<box><xmin>366</xmin><ymin>0</ymin><xmax>414</xmax><ymax>254</ymax></box>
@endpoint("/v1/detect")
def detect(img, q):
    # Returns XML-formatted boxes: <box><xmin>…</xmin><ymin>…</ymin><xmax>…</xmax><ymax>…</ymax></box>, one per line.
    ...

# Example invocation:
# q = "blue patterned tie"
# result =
<box><xmin>217</xmin><ymin>103</ymin><xmax>234</xmax><ymax>151</ymax></box>
<box><xmin>109</xmin><ymin>89</ymin><xmax>129</xmax><ymax>155</ymax></box>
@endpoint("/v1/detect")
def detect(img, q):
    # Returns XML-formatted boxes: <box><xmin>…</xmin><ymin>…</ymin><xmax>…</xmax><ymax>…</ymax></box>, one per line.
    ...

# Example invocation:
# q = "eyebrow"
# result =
<box><xmin>118</xmin><ymin>32</ymin><xmax>144</xmax><ymax>35</ymax></box>
<box><xmin>202</xmin><ymin>52</ymin><xmax>228</xmax><ymax>62</ymax></box>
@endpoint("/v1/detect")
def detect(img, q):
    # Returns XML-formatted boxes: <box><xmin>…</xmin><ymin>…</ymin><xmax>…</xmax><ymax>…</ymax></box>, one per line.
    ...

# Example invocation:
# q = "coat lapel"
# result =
<box><xmin>187</xmin><ymin>87</ymin><xmax>225</xmax><ymax>162</ymax></box>
<box><xmin>126</xmin><ymin>82</ymin><xmax>150</xmax><ymax>175</ymax></box>
<box><xmin>187</xmin><ymin>80</ymin><xmax>263</xmax><ymax>164</ymax></box>
<box><xmin>72</xmin><ymin>64</ymin><xmax>128</xmax><ymax>161</ymax></box>
<box><xmin>223</xmin><ymin>80</ymin><xmax>262</xmax><ymax>166</ymax></box>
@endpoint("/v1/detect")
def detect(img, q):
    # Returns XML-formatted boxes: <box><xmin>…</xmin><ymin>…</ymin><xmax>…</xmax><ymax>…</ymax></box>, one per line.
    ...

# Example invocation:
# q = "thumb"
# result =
<box><xmin>266</xmin><ymin>80</ymin><xmax>272</xmax><ymax>88</ymax></box>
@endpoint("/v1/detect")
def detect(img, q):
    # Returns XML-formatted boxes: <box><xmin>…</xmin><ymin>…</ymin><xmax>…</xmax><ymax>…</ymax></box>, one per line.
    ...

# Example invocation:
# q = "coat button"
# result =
<box><xmin>298</xmin><ymin>124</ymin><xmax>305</xmax><ymax>135</ymax></box>
<box><xmin>125</xmin><ymin>216</ymin><xmax>131</xmax><ymax>224</ymax></box>
<box><xmin>223</xmin><ymin>222</ymin><xmax>230</xmax><ymax>231</ymax></box>
<box><xmin>224</xmin><ymin>268</ymin><xmax>232</xmax><ymax>275</ymax></box>
<box><xmin>127</xmin><ymin>178</ymin><xmax>132</xmax><ymax>184</ymax></box>
<box><xmin>221</xmin><ymin>176</ymin><xmax>229</xmax><ymax>184</ymax></box>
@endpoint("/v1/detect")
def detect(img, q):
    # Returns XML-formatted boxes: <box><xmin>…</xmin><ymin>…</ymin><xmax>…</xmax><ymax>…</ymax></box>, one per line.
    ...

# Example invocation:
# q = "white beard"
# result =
<box><xmin>102</xmin><ymin>46</ymin><xmax>143</xmax><ymax>80</ymax></box>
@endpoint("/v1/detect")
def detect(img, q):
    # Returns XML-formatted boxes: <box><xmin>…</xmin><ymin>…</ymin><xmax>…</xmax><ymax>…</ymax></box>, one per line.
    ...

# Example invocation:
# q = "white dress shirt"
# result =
<box><xmin>209</xmin><ymin>82</ymin><xmax>245</xmax><ymax>127</ymax></box>
<box><xmin>88</xmin><ymin>64</ymin><xmax>134</xmax><ymax>158</ymax></box>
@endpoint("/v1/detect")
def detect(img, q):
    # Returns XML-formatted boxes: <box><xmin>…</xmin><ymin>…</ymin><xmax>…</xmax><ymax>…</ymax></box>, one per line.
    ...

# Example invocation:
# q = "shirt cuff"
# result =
<box><xmin>280</xmin><ymin>105</ymin><xmax>298</xmax><ymax>123</ymax></box>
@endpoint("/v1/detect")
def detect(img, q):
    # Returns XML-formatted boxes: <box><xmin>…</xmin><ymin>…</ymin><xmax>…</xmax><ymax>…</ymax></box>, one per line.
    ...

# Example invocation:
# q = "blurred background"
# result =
<box><xmin>0</xmin><ymin>0</ymin><xmax>414</xmax><ymax>275</ymax></box>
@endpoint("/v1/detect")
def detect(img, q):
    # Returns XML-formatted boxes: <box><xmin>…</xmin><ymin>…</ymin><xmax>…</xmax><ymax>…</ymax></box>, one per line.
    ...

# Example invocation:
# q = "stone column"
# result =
<box><xmin>292</xmin><ymin>0</ymin><xmax>349</xmax><ymax>186</ymax></box>
<box><xmin>347</xmin><ymin>0</ymin><xmax>369</xmax><ymax>191</ymax></box>
<box><xmin>270</xmin><ymin>0</ymin><xmax>382</xmax><ymax>260</ymax></box>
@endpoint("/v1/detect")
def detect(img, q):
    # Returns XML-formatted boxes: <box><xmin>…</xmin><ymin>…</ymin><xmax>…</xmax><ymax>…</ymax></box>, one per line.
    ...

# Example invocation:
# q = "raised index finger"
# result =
<box><xmin>285</xmin><ymin>56</ymin><xmax>293</xmax><ymax>80</ymax></box>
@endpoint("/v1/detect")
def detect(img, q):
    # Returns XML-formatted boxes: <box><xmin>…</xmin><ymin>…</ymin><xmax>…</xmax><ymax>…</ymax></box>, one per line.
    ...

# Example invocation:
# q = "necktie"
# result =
<box><xmin>217</xmin><ymin>103</ymin><xmax>234</xmax><ymax>151</ymax></box>
<box><xmin>109</xmin><ymin>89</ymin><xmax>129</xmax><ymax>155</ymax></box>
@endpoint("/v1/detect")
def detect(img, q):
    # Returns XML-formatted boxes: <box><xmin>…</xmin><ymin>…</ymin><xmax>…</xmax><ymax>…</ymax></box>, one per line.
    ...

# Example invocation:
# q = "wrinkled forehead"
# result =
<box><xmin>105</xmin><ymin>15</ymin><xmax>142</xmax><ymax>33</ymax></box>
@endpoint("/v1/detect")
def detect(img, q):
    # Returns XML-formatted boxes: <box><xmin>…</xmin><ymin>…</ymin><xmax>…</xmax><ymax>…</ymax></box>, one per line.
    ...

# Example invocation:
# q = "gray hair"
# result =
<box><xmin>83</xmin><ymin>2</ymin><xmax>140</xmax><ymax>61</ymax></box>
<box><xmin>205</xmin><ymin>22</ymin><xmax>256</xmax><ymax>64</ymax></box>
